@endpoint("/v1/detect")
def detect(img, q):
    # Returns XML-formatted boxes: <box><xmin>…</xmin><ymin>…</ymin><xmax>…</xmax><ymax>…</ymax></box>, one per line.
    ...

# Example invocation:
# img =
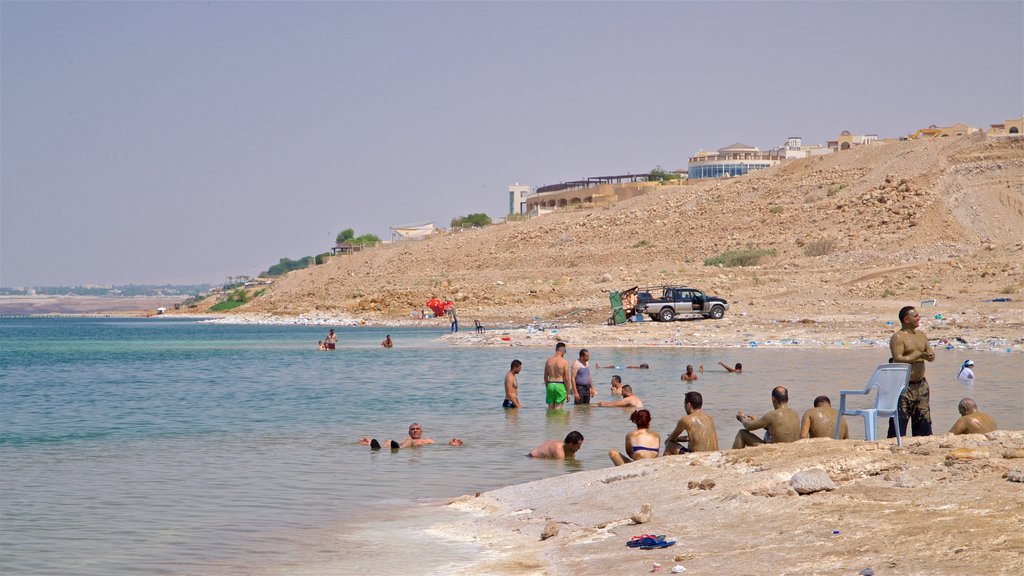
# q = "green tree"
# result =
<box><xmin>450</xmin><ymin>213</ymin><xmax>492</xmax><ymax>228</ymax></box>
<box><xmin>353</xmin><ymin>233</ymin><xmax>381</xmax><ymax>246</ymax></box>
<box><xmin>649</xmin><ymin>165</ymin><xmax>681</xmax><ymax>183</ymax></box>
<box><xmin>336</xmin><ymin>229</ymin><xmax>355</xmax><ymax>244</ymax></box>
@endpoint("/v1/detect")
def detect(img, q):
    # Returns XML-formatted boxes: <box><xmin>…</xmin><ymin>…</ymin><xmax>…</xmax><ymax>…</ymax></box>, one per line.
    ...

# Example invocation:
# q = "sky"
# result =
<box><xmin>2</xmin><ymin>1</ymin><xmax>1022</xmax><ymax>287</ymax></box>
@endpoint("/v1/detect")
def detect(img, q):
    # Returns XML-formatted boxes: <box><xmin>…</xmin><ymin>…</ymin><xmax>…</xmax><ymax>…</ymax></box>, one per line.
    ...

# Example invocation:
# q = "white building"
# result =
<box><xmin>508</xmin><ymin>183</ymin><xmax>531</xmax><ymax>215</ymax></box>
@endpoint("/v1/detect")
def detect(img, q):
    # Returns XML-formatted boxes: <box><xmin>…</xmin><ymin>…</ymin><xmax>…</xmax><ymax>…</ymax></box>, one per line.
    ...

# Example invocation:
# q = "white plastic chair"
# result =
<box><xmin>834</xmin><ymin>363</ymin><xmax>911</xmax><ymax>446</ymax></box>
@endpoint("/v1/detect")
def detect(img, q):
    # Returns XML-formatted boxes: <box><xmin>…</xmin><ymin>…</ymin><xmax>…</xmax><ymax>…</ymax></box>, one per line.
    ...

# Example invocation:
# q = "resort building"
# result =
<box><xmin>828</xmin><ymin>131</ymin><xmax>880</xmax><ymax>151</ymax></box>
<box><xmin>525</xmin><ymin>174</ymin><xmax>657</xmax><ymax>213</ymax></box>
<box><xmin>988</xmin><ymin>115</ymin><xmax>1023</xmax><ymax>136</ymax></box>
<box><xmin>508</xmin><ymin>183</ymin><xmax>531</xmax><ymax>215</ymax></box>
<box><xmin>686</xmin><ymin>143</ymin><xmax>782</xmax><ymax>180</ymax></box>
<box><xmin>770</xmin><ymin>136</ymin><xmax>833</xmax><ymax>159</ymax></box>
<box><xmin>907</xmin><ymin>123</ymin><xmax>980</xmax><ymax>139</ymax></box>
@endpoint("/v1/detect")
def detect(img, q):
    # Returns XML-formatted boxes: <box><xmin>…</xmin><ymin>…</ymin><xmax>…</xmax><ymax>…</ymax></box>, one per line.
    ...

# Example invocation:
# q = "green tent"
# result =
<box><xmin>609</xmin><ymin>291</ymin><xmax>627</xmax><ymax>325</ymax></box>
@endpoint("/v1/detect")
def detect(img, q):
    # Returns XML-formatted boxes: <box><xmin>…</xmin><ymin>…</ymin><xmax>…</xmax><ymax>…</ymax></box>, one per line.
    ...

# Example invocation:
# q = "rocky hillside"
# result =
<box><xmin>217</xmin><ymin>135</ymin><xmax>1023</xmax><ymax>331</ymax></box>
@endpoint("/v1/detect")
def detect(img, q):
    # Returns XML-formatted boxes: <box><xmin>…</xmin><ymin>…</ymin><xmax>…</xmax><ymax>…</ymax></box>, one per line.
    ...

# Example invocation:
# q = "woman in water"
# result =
<box><xmin>608</xmin><ymin>409</ymin><xmax>661</xmax><ymax>466</ymax></box>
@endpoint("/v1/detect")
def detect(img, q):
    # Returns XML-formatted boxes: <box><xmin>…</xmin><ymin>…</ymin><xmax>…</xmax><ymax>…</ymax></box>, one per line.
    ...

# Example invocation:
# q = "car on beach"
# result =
<box><xmin>640</xmin><ymin>286</ymin><xmax>729</xmax><ymax>322</ymax></box>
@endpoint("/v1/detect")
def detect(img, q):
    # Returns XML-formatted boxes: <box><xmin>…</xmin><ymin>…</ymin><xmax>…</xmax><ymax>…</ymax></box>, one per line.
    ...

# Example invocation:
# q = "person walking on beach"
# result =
<box><xmin>956</xmin><ymin>360</ymin><xmax>975</xmax><ymax>381</ymax></box>
<box><xmin>887</xmin><ymin>306</ymin><xmax>936</xmax><ymax>438</ymax></box>
<box><xmin>733</xmin><ymin>386</ymin><xmax>800</xmax><ymax>449</ymax></box>
<box><xmin>448</xmin><ymin>303</ymin><xmax>459</xmax><ymax>333</ymax></box>
<box><xmin>800</xmin><ymin>395</ymin><xmax>848</xmax><ymax>440</ymax></box>
<box><xmin>949</xmin><ymin>398</ymin><xmax>997</xmax><ymax>435</ymax></box>
<box><xmin>570</xmin><ymin>348</ymin><xmax>594</xmax><ymax>404</ymax></box>
<box><xmin>596</xmin><ymin>385</ymin><xmax>643</xmax><ymax>409</ymax></box>
<box><xmin>665</xmin><ymin>391</ymin><xmax>719</xmax><ymax>454</ymax></box>
<box><xmin>528</xmin><ymin>431</ymin><xmax>584</xmax><ymax>459</ymax></box>
<box><xmin>544</xmin><ymin>343</ymin><xmax>570</xmax><ymax>409</ymax></box>
<box><xmin>325</xmin><ymin>329</ymin><xmax>338</xmax><ymax>350</ymax></box>
<box><xmin>503</xmin><ymin>359</ymin><xmax>522</xmax><ymax>408</ymax></box>
<box><xmin>681</xmin><ymin>365</ymin><xmax>698</xmax><ymax>382</ymax></box>
<box><xmin>609</xmin><ymin>409</ymin><xmax>661</xmax><ymax>466</ymax></box>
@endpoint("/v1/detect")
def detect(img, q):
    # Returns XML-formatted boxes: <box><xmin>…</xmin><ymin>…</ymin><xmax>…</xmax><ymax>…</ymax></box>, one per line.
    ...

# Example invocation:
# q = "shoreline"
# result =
<box><xmin>430</xmin><ymin>432</ymin><xmax>1024</xmax><ymax>575</ymax></box>
<box><xmin>7</xmin><ymin>310</ymin><xmax>1019</xmax><ymax>352</ymax></box>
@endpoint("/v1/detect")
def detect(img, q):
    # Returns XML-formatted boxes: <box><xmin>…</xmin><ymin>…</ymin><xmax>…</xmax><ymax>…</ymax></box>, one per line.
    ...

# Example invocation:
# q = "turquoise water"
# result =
<box><xmin>1</xmin><ymin>318</ymin><xmax>1021</xmax><ymax>575</ymax></box>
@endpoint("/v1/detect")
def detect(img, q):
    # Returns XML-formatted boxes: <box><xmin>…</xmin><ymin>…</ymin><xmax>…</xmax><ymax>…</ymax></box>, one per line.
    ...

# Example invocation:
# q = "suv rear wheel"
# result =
<box><xmin>659</xmin><ymin>308</ymin><xmax>675</xmax><ymax>322</ymax></box>
<box><xmin>709</xmin><ymin>305</ymin><xmax>725</xmax><ymax>319</ymax></box>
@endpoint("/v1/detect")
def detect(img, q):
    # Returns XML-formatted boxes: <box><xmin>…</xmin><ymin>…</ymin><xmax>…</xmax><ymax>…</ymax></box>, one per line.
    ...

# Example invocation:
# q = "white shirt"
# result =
<box><xmin>956</xmin><ymin>366</ymin><xmax>974</xmax><ymax>380</ymax></box>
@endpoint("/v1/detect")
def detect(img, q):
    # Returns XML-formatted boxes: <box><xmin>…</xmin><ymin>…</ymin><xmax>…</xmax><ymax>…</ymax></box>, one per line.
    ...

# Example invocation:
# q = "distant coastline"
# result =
<box><xmin>0</xmin><ymin>295</ymin><xmax>188</xmax><ymax>316</ymax></box>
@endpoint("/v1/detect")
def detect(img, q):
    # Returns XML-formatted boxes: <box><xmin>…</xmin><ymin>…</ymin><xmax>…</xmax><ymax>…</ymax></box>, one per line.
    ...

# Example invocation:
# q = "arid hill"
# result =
<box><xmin>199</xmin><ymin>134</ymin><xmax>1023</xmax><ymax>345</ymax></box>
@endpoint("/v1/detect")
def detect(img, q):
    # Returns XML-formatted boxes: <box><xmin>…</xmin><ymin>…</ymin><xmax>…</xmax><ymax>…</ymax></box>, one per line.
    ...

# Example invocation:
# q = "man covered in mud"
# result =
<box><xmin>733</xmin><ymin>386</ymin><xmax>800</xmax><ymax>449</ymax></box>
<box><xmin>800</xmin><ymin>395</ymin><xmax>848</xmax><ymax>439</ymax></box>
<box><xmin>888</xmin><ymin>306</ymin><xmax>936</xmax><ymax>437</ymax></box>
<box><xmin>949</xmin><ymin>398</ymin><xmax>997</xmax><ymax>435</ymax></box>
<box><xmin>665</xmin><ymin>391</ymin><xmax>719</xmax><ymax>453</ymax></box>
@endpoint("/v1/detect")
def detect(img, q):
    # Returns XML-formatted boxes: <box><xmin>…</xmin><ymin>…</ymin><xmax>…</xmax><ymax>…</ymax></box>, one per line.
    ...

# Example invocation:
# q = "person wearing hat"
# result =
<box><xmin>956</xmin><ymin>360</ymin><xmax>975</xmax><ymax>381</ymax></box>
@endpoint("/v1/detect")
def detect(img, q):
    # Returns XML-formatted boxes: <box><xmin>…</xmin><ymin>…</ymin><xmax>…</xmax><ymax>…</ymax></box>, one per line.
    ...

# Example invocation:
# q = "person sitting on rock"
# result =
<box><xmin>609</xmin><ymin>409</ymin><xmax>661</xmax><ymax>466</ymax></box>
<box><xmin>800</xmin><ymin>395</ymin><xmax>848</xmax><ymax>440</ymax></box>
<box><xmin>665</xmin><ymin>391</ymin><xmax>719</xmax><ymax>453</ymax></box>
<box><xmin>733</xmin><ymin>386</ymin><xmax>800</xmax><ymax>449</ymax></box>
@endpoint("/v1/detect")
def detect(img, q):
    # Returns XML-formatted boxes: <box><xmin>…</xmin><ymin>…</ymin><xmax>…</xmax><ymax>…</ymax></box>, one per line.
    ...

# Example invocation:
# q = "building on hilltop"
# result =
<box><xmin>508</xmin><ymin>183</ymin><xmax>531</xmax><ymax>215</ymax></box>
<box><xmin>827</xmin><ymin>130</ymin><xmax>881</xmax><ymax>151</ymax></box>
<box><xmin>988</xmin><ymin>115</ymin><xmax>1023</xmax><ymax>136</ymax></box>
<box><xmin>687</xmin><ymin>143</ymin><xmax>782</xmax><ymax>180</ymax></box>
<box><xmin>907</xmin><ymin>123</ymin><xmax>980</xmax><ymax>139</ymax></box>
<box><xmin>525</xmin><ymin>174</ymin><xmax>657</xmax><ymax>213</ymax></box>
<box><xmin>770</xmin><ymin>136</ymin><xmax>834</xmax><ymax>159</ymax></box>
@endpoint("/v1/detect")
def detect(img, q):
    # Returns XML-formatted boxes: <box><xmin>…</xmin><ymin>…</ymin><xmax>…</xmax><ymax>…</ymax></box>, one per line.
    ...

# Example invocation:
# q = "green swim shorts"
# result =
<box><xmin>546</xmin><ymin>382</ymin><xmax>567</xmax><ymax>405</ymax></box>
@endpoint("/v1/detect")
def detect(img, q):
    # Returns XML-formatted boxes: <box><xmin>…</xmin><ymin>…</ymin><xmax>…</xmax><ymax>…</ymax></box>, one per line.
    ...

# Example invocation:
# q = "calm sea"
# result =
<box><xmin>1</xmin><ymin>318</ymin><xmax>1021</xmax><ymax>575</ymax></box>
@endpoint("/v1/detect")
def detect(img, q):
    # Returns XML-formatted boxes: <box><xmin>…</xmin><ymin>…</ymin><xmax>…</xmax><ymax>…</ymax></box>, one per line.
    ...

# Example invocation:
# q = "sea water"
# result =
<box><xmin>1</xmin><ymin>318</ymin><xmax>1021</xmax><ymax>575</ymax></box>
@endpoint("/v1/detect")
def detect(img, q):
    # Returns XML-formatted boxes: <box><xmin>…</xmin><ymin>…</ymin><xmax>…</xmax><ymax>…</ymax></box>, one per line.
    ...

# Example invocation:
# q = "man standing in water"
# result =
<box><xmin>544</xmin><ymin>342</ymin><xmax>570</xmax><ymax>409</ymax></box>
<box><xmin>570</xmin><ymin>348</ymin><xmax>593</xmax><ymax>404</ymax></box>
<box><xmin>503</xmin><ymin>359</ymin><xmax>522</xmax><ymax>408</ymax></box>
<box><xmin>888</xmin><ymin>306</ymin><xmax>936</xmax><ymax>437</ymax></box>
<box><xmin>325</xmin><ymin>329</ymin><xmax>338</xmax><ymax>350</ymax></box>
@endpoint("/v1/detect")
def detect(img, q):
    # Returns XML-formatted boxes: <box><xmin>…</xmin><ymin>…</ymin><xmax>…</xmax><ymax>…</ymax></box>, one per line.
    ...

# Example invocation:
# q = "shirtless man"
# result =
<box><xmin>596</xmin><ymin>385</ymin><xmax>643</xmax><ymax>409</ymax></box>
<box><xmin>325</xmin><ymin>329</ymin><xmax>338</xmax><ymax>350</ymax></box>
<box><xmin>528</xmin><ymin>431</ymin><xmax>584</xmax><ymax>459</ymax></box>
<box><xmin>800</xmin><ymin>395</ymin><xmax>848</xmax><ymax>439</ymax></box>
<box><xmin>544</xmin><ymin>342</ymin><xmax>571</xmax><ymax>409</ymax></box>
<box><xmin>381</xmin><ymin>335</ymin><xmax>393</xmax><ymax>348</ymax></box>
<box><xmin>680</xmin><ymin>365</ymin><xmax>698</xmax><ymax>382</ymax></box>
<box><xmin>570</xmin><ymin>349</ymin><xmax>594</xmax><ymax>404</ymax></box>
<box><xmin>503</xmin><ymin>359</ymin><xmax>522</xmax><ymax>408</ymax></box>
<box><xmin>665</xmin><ymin>391</ymin><xmax>719</xmax><ymax>454</ymax></box>
<box><xmin>948</xmin><ymin>398</ymin><xmax>997</xmax><ymax>435</ymax></box>
<box><xmin>719</xmin><ymin>361</ymin><xmax>742</xmax><ymax>373</ymax></box>
<box><xmin>366</xmin><ymin>422</ymin><xmax>463</xmax><ymax>450</ymax></box>
<box><xmin>733</xmin><ymin>386</ymin><xmax>800</xmax><ymax>449</ymax></box>
<box><xmin>887</xmin><ymin>306</ymin><xmax>936</xmax><ymax>438</ymax></box>
<box><xmin>609</xmin><ymin>375</ymin><xmax>623</xmax><ymax>397</ymax></box>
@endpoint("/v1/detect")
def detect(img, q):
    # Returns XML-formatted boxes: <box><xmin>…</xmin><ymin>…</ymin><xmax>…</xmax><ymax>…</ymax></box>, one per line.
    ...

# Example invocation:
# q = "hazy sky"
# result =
<box><xmin>2</xmin><ymin>1</ymin><xmax>1022</xmax><ymax>286</ymax></box>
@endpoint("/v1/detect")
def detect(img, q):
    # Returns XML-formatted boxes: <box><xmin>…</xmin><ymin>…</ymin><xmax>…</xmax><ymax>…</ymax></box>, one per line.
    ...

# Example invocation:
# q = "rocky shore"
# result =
<box><xmin>439</xmin><ymin>432</ymin><xmax>1024</xmax><ymax>575</ymax></box>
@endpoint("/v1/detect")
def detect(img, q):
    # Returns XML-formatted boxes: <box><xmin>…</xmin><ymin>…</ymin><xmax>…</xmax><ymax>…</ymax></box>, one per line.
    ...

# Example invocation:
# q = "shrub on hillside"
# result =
<box><xmin>704</xmin><ymin>248</ymin><xmax>777</xmax><ymax>268</ymax></box>
<box><xmin>263</xmin><ymin>257</ymin><xmax>314</xmax><ymax>277</ymax></box>
<box><xmin>803</xmin><ymin>239</ymin><xmax>836</xmax><ymax>257</ymax></box>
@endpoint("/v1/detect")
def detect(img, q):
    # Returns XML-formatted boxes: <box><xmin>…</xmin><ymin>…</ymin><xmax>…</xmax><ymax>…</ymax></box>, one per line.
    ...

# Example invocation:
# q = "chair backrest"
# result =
<box><xmin>867</xmin><ymin>363</ymin><xmax>912</xmax><ymax>410</ymax></box>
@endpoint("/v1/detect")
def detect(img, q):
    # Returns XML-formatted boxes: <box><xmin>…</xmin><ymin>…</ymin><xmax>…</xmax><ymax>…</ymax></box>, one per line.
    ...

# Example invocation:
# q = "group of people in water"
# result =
<box><xmin>362</xmin><ymin>305</ymin><xmax>999</xmax><ymax>464</ymax></box>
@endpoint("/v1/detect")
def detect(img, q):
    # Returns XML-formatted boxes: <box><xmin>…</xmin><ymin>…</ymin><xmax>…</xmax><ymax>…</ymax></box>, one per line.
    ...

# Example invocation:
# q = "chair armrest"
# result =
<box><xmin>838</xmin><ymin>389</ymin><xmax>868</xmax><ymax>396</ymax></box>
